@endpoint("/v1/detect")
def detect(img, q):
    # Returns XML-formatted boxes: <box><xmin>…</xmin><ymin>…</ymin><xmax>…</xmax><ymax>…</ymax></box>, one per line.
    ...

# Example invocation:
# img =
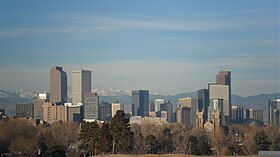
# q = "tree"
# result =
<box><xmin>145</xmin><ymin>135</ymin><xmax>159</xmax><ymax>154</ymax></box>
<box><xmin>254</xmin><ymin>131</ymin><xmax>272</xmax><ymax>153</ymax></box>
<box><xmin>188</xmin><ymin>128</ymin><xmax>212</xmax><ymax>155</ymax></box>
<box><xmin>79</xmin><ymin>121</ymin><xmax>99</xmax><ymax>156</ymax></box>
<box><xmin>158</xmin><ymin>127</ymin><xmax>173</xmax><ymax>153</ymax></box>
<box><xmin>110</xmin><ymin>110</ymin><xmax>134</xmax><ymax>154</ymax></box>
<box><xmin>96</xmin><ymin>123</ymin><xmax>112</xmax><ymax>154</ymax></box>
<box><xmin>38</xmin><ymin>132</ymin><xmax>48</xmax><ymax>157</ymax></box>
<box><xmin>273</xmin><ymin>135</ymin><xmax>280</xmax><ymax>151</ymax></box>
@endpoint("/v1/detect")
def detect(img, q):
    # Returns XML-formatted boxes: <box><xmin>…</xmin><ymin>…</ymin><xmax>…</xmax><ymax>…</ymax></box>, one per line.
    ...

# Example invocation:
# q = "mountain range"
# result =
<box><xmin>0</xmin><ymin>89</ymin><xmax>279</xmax><ymax>117</ymax></box>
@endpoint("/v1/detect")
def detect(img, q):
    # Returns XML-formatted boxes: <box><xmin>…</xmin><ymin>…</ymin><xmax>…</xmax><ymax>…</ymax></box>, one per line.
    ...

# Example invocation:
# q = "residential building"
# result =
<box><xmin>16</xmin><ymin>103</ymin><xmax>34</xmax><ymax>118</ymax></box>
<box><xmin>132</xmin><ymin>90</ymin><xmax>149</xmax><ymax>116</ymax></box>
<box><xmin>84</xmin><ymin>92</ymin><xmax>99</xmax><ymax>120</ymax></box>
<box><xmin>43</xmin><ymin>103</ymin><xmax>68</xmax><ymax>123</ymax></box>
<box><xmin>50</xmin><ymin>66</ymin><xmax>67</xmax><ymax>103</ymax></box>
<box><xmin>72</xmin><ymin>70</ymin><xmax>91</xmax><ymax>105</ymax></box>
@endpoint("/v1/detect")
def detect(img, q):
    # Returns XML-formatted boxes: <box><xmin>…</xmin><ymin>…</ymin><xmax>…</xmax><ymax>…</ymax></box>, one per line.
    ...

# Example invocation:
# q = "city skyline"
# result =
<box><xmin>0</xmin><ymin>1</ymin><xmax>279</xmax><ymax>96</ymax></box>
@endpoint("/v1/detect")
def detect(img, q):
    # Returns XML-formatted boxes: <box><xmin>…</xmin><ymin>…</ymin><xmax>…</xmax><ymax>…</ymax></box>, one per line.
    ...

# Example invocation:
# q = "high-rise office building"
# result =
<box><xmin>176</xmin><ymin>105</ymin><xmax>191</xmax><ymax>128</ymax></box>
<box><xmin>149</xmin><ymin>100</ymin><xmax>155</xmax><ymax>112</ymax></box>
<box><xmin>132</xmin><ymin>90</ymin><xmax>149</xmax><ymax>116</ymax></box>
<box><xmin>268</xmin><ymin>99</ymin><xmax>280</xmax><ymax>127</ymax></box>
<box><xmin>231</xmin><ymin>105</ymin><xmax>244</xmax><ymax>124</ymax></box>
<box><xmin>154</xmin><ymin>99</ymin><xmax>164</xmax><ymax>112</ymax></box>
<box><xmin>197</xmin><ymin>89</ymin><xmax>209</xmax><ymax>121</ymax></box>
<box><xmin>209</xmin><ymin>84</ymin><xmax>230</xmax><ymax>125</ymax></box>
<box><xmin>208</xmin><ymin>99</ymin><xmax>223</xmax><ymax>124</ymax></box>
<box><xmin>160</xmin><ymin>101</ymin><xmax>173</xmax><ymax>122</ymax></box>
<box><xmin>43</xmin><ymin>103</ymin><xmax>68</xmax><ymax>123</ymax></box>
<box><xmin>215</xmin><ymin>71</ymin><xmax>231</xmax><ymax>124</ymax></box>
<box><xmin>98</xmin><ymin>101</ymin><xmax>111</xmax><ymax>121</ymax></box>
<box><xmin>34</xmin><ymin>93</ymin><xmax>50</xmax><ymax>120</ymax></box>
<box><xmin>216</xmin><ymin>71</ymin><xmax>231</xmax><ymax>87</ymax></box>
<box><xmin>84</xmin><ymin>93</ymin><xmax>99</xmax><ymax>120</ymax></box>
<box><xmin>72</xmin><ymin>70</ymin><xmax>92</xmax><ymax>105</ymax></box>
<box><xmin>178</xmin><ymin>97</ymin><xmax>197</xmax><ymax>127</ymax></box>
<box><xmin>16</xmin><ymin>103</ymin><xmax>34</xmax><ymax>118</ymax></box>
<box><xmin>245</xmin><ymin>108</ymin><xmax>264</xmax><ymax>126</ymax></box>
<box><xmin>65</xmin><ymin>103</ymin><xmax>83</xmax><ymax>123</ymax></box>
<box><xmin>50</xmin><ymin>66</ymin><xmax>67</xmax><ymax>103</ymax></box>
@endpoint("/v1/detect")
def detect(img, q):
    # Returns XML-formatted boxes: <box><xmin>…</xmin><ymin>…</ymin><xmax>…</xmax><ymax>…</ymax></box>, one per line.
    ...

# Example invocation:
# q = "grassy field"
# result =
<box><xmin>95</xmin><ymin>154</ymin><xmax>266</xmax><ymax>157</ymax></box>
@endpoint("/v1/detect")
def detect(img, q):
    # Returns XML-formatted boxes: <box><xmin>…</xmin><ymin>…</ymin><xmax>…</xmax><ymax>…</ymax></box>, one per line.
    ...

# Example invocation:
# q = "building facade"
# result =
<box><xmin>84</xmin><ymin>92</ymin><xmax>99</xmax><ymax>120</ymax></box>
<box><xmin>209</xmin><ymin>84</ymin><xmax>230</xmax><ymax>125</ymax></box>
<box><xmin>197</xmin><ymin>89</ymin><xmax>209</xmax><ymax>121</ymax></box>
<box><xmin>231</xmin><ymin>105</ymin><xmax>244</xmax><ymax>124</ymax></box>
<box><xmin>50</xmin><ymin>66</ymin><xmax>67</xmax><ymax>103</ymax></box>
<box><xmin>132</xmin><ymin>90</ymin><xmax>149</xmax><ymax>116</ymax></box>
<box><xmin>176</xmin><ymin>105</ymin><xmax>191</xmax><ymax>128</ymax></box>
<box><xmin>178</xmin><ymin>97</ymin><xmax>197</xmax><ymax>127</ymax></box>
<box><xmin>268</xmin><ymin>99</ymin><xmax>280</xmax><ymax>127</ymax></box>
<box><xmin>154</xmin><ymin>99</ymin><xmax>164</xmax><ymax>112</ymax></box>
<box><xmin>98</xmin><ymin>101</ymin><xmax>111</xmax><ymax>121</ymax></box>
<box><xmin>43</xmin><ymin>103</ymin><xmax>68</xmax><ymax>123</ymax></box>
<box><xmin>16</xmin><ymin>103</ymin><xmax>34</xmax><ymax>118</ymax></box>
<box><xmin>112</xmin><ymin>102</ymin><xmax>121</xmax><ymax>118</ymax></box>
<box><xmin>245</xmin><ymin>108</ymin><xmax>264</xmax><ymax>126</ymax></box>
<box><xmin>72</xmin><ymin>70</ymin><xmax>92</xmax><ymax>105</ymax></box>
<box><xmin>34</xmin><ymin>93</ymin><xmax>50</xmax><ymax>120</ymax></box>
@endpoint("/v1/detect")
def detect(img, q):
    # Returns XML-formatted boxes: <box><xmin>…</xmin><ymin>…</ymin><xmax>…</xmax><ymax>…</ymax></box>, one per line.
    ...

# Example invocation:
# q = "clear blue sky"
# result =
<box><xmin>0</xmin><ymin>0</ymin><xmax>279</xmax><ymax>96</ymax></box>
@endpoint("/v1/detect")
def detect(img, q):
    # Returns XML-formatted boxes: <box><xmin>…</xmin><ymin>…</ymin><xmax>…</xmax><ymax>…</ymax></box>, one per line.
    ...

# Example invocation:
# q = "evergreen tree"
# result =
<box><xmin>273</xmin><ymin>135</ymin><xmax>280</xmax><ymax>151</ymax></box>
<box><xmin>254</xmin><ymin>131</ymin><xmax>272</xmax><ymax>152</ymax></box>
<box><xmin>110</xmin><ymin>110</ymin><xmax>134</xmax><ymax>154</ymax></box>
<box><xmin>96</xmin><ymin>123</ymin><xmax>112</xmax><ymax>154</ymax></box>
<box><xmin>79</xmin><ymin>121</ymin><xmax>99</xmax><ymax>155</ymax></box>
<box><xmin>145</xmin><ymin>135</ymin><xmax>159</xmax><ymax>154</ymax></box>
<box><xmin>38</xmin><ymin>132</ymin><xmax>48</xmax><ymax>157</ymax></box>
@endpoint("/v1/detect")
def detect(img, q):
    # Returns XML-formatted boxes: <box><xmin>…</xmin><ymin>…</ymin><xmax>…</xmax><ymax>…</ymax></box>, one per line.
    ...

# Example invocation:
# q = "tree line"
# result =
<box><xmin>1</xmin><ymin>111</ymin><xmax>280</xmax><ymax>156</ymax></box>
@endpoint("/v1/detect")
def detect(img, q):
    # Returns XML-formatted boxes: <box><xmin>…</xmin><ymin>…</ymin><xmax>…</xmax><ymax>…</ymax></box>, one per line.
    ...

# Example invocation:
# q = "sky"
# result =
<box><xmin>0</xmin><ymin>0</ymin><xmax>279</xmax><ymax>96</ymax></box>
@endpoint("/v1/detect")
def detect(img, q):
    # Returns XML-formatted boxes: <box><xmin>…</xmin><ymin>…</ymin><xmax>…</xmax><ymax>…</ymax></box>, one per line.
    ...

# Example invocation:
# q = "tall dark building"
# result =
<box><xmin>16</xmin><ymin>103</ymin><xmax>34</xmax><ymax>118</ymax></box>
<box><xmin>98</xmin><ymin>101</ymin><xmax>111</xmax><ymax>121</ymax></box>
<box><xmin>132</xmin><ymin>90</ymin><xmax>149</xmax><ymax>116</ymax></box>
<box><xmin>50</xmin><ymin>66</ymin><xmax>67</xmax><ymax>103</ymax></box>
<box><xmin>197</xmin><ymin>89</ymin><xmax>209</xmax><ymax>121</ymax></box>
<box><xmin>216</xmin><ymin>71</ymin><xmax>231</xmax><ymax>87</ymax></box>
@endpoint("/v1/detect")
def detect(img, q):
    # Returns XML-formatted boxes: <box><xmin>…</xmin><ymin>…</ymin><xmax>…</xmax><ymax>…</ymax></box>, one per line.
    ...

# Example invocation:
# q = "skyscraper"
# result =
<box><xmin>72</xmin><ymin>70</ymin><xmax>92</xmax><ymax>105</ymax></box>
<box><xmin>154</xmin><ymin>99</ymin><xmax>164</xmax><ymax>112</ymax></box>
<box><xmin>84</xmin><ymin>92</ymin><xmax>99</xmax><ymax>120</ymax></box>
<box><xmin>178</xmin><ymin>97</ymin><xmax>197</xmax><ymax>128</ymax></box>
<box><xmin>112</xmin><ymin>102</ymin><xmax>121</xmax><ymax>117</ymax></box>
<box><xmin>268</xmin><ymin>99</ymin><xmax>280</xmax><ymax>127</ymax></box>
<box><xmin>215</xmin><ymin>71</ymin><xmax>231</xmax><ymax>124</ymax></box>
<box><xmin>50</xmin><ymin>66</ymin><xmax>67</xmax><ymax>103</ymax></box>
<box><xmin>132</xmin><ymin>90</ymin><xmax>149</xmax><ymax>116</ymax></box>
<box><xmin>197</xmin><ymin>89</ymin><xmax>209</xmax><ymax>121</ymax></box>
<box><xmin>245</xmin><ymin>108</ymin><xmax>264</xmax><ymax>126</ymax></box>
<box><xmin>98</xmin><ymin>101</ymin><xmax>111</xmax><ymax>121</ymax></box>
<box><xmin>209</xmin><ymin>84</ymin><xmax>230</xmax><ymax>125</ymax></box>
<box><xmin>216</xmin><ymin>71</ymin><xmax>231</xmax><ymax>87</ymax></box>
<box><xmin>160</xmin><ymin>101</ymin><xmax>173</xmax><ymax>122</ymax></box>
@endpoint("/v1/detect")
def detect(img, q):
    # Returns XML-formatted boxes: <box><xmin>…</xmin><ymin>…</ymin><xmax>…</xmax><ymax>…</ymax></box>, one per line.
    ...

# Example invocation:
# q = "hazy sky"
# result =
<box><xmin>0</xmin><ymin>0</ymin><xmax>279</xmax><ymax>96</ymax></box>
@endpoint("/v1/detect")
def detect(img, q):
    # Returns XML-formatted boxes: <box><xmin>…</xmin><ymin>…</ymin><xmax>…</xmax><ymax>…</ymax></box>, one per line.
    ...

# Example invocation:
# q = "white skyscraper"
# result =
<box><xmin>72</xmin><ymin>70</ymin><xmax>92</xmax><ymax>105</ymax></box>
<box><xmin>154</xmin><ymin>99</ymin><xmax>164</xmax><ymax>112</ymax></box>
